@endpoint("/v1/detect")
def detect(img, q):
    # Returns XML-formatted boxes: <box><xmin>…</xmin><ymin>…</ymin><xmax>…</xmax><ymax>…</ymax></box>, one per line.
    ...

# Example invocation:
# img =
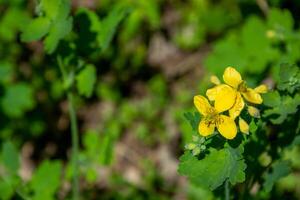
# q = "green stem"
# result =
<box><xmin>57</xmin><ymin>56</ymin><xmax>80</xmax><ymax>200</ymax></box>
<box><xmin>68</xmin><ymin>91</ymin><xmax>80</xmax><ymax>200</ymax></box>
<box><xmin>225</xmin><ymin>179</ymin><xmax>230</xmax><ymax>200</ymax></box>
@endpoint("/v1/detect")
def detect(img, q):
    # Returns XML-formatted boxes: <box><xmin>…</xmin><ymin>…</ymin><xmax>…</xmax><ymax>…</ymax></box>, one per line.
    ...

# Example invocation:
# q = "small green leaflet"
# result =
<box><xmin>278</xmin><ymin>63</ymin><xmax>300</xmax><ymax>94</ymax></box>
<box><xmin>1</xmin><ymin>141</ymin><xmax>19</xmax><ymax>173</ymax></box>
<box><xmin>178</xmin><ymin>145</ymin><xmax>246</xmax><ymax>190</ymax></box>
<box><xmin>76</xmin><ymin>64</ymin><xmax>97</xmax><ymax>98</ymax></box>
<box><xmin>19</xmin><ymin>17</ymin><xmax>51</xmax><ymax>41</ymax></box>
<box><xmin>263</xmin><ymin>64</ymin><xmax>300</xmax><ymax>124</ymax></box>
<box><xmin>30</xmin><ymin>160</ymin><xmax>62</xmax><ymax>200</ymax></box>
<box><xmin>267</xmin><ymin>8</ymin><xmax>293</xmax><ymax>32</ymax></box>
<box><xmin>263</xmin><ymin>94</ymin><xmax>300</xmax><ymax>124</ymax></box>
<box><xmin>263</xmin><ymin>160</ymin><xmax>291</xmax><ymax>192</ymax></box>
<box><xmin>1</xmin><ymin>83</ymin><xmax>35</xmax><ymax>118</ymax></box>
<box><xmin>183</xmin><ymin>112</ymin><xmax>200</xmax><ymax>132</ymax></box>
<box><xmin>21</xmin><ymin>0</ymin><xmax>72</xmax><ymax>54</ymax></box>
<box><xmin>262</xmin><ymin>91</ymin><xmax>281</xmax><ymax>107</ymax></box>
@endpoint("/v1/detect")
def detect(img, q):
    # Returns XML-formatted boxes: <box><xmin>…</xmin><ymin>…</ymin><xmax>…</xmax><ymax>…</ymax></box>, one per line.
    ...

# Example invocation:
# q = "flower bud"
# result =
<box><xmin>185</xmin><ymin>143</ymin><xmax>196</xmax><ymax>150</ymax></box>
<box><xmin>210</xmin><ymin>75</ymin><xmax>221</xmax><ymax>85</ymax></box>
<box><xmin>248</xmin><ymin>106</ymin><xmax>260</xmax><ymax>118</ymax></box>
<box><xmin>192</xmin><ymin>147</ymin><xmax>201</xmax><ymax>156</ymax></box>
<box><xmin>239</xmin><ymin>117</ymin><xmax>249</xmax><ymax>134</ymax></box>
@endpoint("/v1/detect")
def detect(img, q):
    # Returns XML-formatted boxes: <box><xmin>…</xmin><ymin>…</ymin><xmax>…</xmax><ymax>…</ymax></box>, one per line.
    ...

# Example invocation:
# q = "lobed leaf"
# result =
<box><xmin>178</xmin><ymin>145</ymin><xmax>246</xmax><ymax>190</ymax></box>
<box><xmin>278</xmin><ymin>63</ymin><xmax>300</xmax><ymax>94</ymax></box>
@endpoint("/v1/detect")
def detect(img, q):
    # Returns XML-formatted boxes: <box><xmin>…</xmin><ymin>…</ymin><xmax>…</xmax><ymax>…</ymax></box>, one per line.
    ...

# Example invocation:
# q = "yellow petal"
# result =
<box><xmin>254</xmin><ymin>84</ymin><xmax>268</xmax><ymax>93</ymax></box>
<box><xmin>239</xmin><ymin>117</ymin><xmax>249</xmax><ymax>134</ymax></box>
<box><xmin>214</xmin><ymin>86</ymin><xmax>237</xmax><ymax>113</ymax></box>
<box><xmin>206</xmin><ymin>84</ymin><xmax>228</xmax><ymax>101</ymax></box>
<box><xmin>199</xmin><ymin>119</ymin><xmax>215</xmax><ymax>137</ymax></box>
<box><xmin>248</xmin><ymin>106</ymin><xmax>260</xmax><ymax>118</ymax></box>
<box><xmin>194</xmin><ymin>95</ymin><xmax>212</xmax><ymax>116</ymax></box>
<box><xmin>210</xmin><ymin>75</ymin><xmax>221</xmax><ymax>85</ymax></box>
<box><xmin>242</xmin><ymin>88</ymin><xmax>263</xmax><ymax>104</ymax></box>
<box><xmin>229</xmin><ymin>93</ymin><xmax>245</xmax><ymax>119</ymax></box>
<box><xmin>223</xmin><ymin>67</ymin><xmax>243</xmax><ymax>88</ymax></box>
<box><xmin>217</xmin><ymin>115</ymin><xmax>237</xmax><ymax>140</ymax></box>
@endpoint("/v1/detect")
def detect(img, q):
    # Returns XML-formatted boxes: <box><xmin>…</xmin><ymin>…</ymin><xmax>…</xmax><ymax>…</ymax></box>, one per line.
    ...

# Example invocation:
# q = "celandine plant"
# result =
<box><xmin>179</xmin><ymin>64</ymin><xmax>300</xmax><ymax>199</ymax></box>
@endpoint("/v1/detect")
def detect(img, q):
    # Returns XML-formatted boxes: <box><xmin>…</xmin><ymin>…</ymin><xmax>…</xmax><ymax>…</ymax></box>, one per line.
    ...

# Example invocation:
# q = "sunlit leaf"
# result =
<box><xmin>30</xmin><ymin>160</ymin><xmax>62</xmax><ymax>199</ymax></box>
<box><xmin>21</xmin><ymin>17</ymin><xmax>51</xmax><ymax>42</ymax></box>
<box><xmin>76</xmin><ymin>64</ymin><xmax>97</xmax><ymax>97</ymax></box>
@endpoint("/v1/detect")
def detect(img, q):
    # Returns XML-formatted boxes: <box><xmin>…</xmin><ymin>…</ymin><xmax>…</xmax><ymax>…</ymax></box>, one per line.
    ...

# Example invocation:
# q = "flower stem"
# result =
<box><xmin>225</xmin><ymin>179</ymin><xmax>230</xmax><ymax>200</ymax></box>
<box><xmin>57</xmin><ymin>56</ymin><xmax>80</xmax><ymax>200</ymax></box>
<box><xmin>68</xmin><ymin>91</ymin><xmax>80</xmax><ymax>200</ymax></box>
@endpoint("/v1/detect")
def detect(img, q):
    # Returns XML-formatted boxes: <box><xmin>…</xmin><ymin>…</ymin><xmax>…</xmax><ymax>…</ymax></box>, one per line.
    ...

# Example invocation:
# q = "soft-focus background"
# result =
<box><xmin>1</xmin><ymin>0</ymin><xmax>300</xmax><ymax>199</ymax></box>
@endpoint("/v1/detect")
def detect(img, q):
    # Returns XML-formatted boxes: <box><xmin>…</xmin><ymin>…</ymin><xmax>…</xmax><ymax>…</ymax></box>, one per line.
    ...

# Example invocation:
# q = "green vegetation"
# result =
<box><xmin>0</xmin><ymin>0</ymin><xmax>299</xmax><ymax>199</ymax></box>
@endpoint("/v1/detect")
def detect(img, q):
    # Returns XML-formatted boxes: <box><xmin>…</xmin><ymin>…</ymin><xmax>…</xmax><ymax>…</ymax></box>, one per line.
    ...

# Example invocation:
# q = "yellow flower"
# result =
<box><xmin>194</xmin><ymin>95</ymin><xmax>237</xmax><ymax>140</ymax></box>
<box><xmin>207</xmin><ymin>67</ymin><xmax>267</xmax><ymax>119</ymax></box>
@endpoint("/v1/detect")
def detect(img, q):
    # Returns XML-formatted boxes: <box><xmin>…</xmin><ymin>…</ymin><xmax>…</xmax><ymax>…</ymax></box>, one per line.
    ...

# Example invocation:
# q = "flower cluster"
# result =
<box><xmin>194</xmin><ymin>67</ymin><xmax>267</xmax><ymax>139</ymax></box>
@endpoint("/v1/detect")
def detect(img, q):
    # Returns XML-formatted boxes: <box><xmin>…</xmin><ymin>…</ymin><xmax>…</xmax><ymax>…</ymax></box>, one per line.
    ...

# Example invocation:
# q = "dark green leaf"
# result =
<box><xmin>1</xmin><ymin>141</ymin><xmax>19</xmax><ymax>173</ymax></box>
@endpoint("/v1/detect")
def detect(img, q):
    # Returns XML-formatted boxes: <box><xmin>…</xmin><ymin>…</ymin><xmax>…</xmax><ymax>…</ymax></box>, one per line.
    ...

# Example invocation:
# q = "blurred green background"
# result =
<box><xmin>0</xmin><ymin>0</ymin><xmax>300</xmax><ymax>199</ymax></box>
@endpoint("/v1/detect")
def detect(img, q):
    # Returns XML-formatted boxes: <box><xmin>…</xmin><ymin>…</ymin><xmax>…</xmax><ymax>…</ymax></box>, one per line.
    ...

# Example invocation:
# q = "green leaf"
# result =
<box><xmin>268</xmin><ymin>8</ymin><xmax>293</xmax><ymax>32</ymax></box>
<box><xmin>21</xmin><ymin>0</ymin><xmax>72</xmax><ymax>53</ymax></box>
<box><xmin>178</xmin><ymin>145</ymin><xmax>246</xmax><ymax>190</ymax></box>
<box><xmin>262</xmin><ymin>91</ymin><xmax>281</xmax><ymax>107</ymax></box>
<box><xmin>1</xmin><ymin>141</ymin><xmax>19</xmax><ymax>173</ymax></box>
<box><xmin>263</xmin><ymin>94</ymin><xmax>300</xmax><ymax>124</ymax></box>
<box><xmin>76</xmin><ymin>64</ymin><xmax>97</xmax><ymax>97</ymax></box>
<box><xmin>263</xmin><ymin>160</ymin><xmax>291</xmax><ymax>192</ymax></box>
<box><xmin>249</xmin><ymin>120</ymin><xmax>258</xmax><ymax>134</ymax></box>
<box><xmin>183</xmin><ymin>112</ymin><xmax>200</xmax><ymax>132</ymax></box>
<box><xmin>30</xmin><ymin>160</ymin><xmax>62</xmax><ymax>198</ymax></box>
<box><xmin>40</xmin><ymin>0</ymin><xmax>60</xmax><ymax>19</ymax></box>
<box><xmin>98</xmin><ymin>6</ymin><xmax>129</xmax><ymax>51</ymax></box>
<box><xmin>1</xmin><ymin>83</ymin><xmax>35</xmax><ymax>118</ymax></box>
<box><xmin>44</xmin><ymin>17</ymin><xmax>72</xmax><ymax>53</ymax></box>
<box><xmin>0</xmin><ymin>62</ymin><xmax>13</xmax><ymax>83</ymax></box>
<box><xmin>278</xmin><ymin>63</ymin><xmax>300</xmax><ymax>93</ymax></box>
<box><xmin>20</xmin><ymin>17</ymin><xmax>51</xmax><ymax>42</ymax></box>
<box><xmin>0</xmin><ymin>180</ymin><xmax>14</xmax><ymax>200</ymax></box>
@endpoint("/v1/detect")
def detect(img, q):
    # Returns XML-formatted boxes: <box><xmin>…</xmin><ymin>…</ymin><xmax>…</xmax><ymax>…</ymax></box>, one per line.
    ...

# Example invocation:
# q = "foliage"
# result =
<box><xmin>0</xmin><ymin>0</ymin><xmax>300</xmax><ymax>199</ymax></box>
<box><xmin>179</xmin><ymin>63</ymin><xmax>300</xmax><ymax>198</ymax></box>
